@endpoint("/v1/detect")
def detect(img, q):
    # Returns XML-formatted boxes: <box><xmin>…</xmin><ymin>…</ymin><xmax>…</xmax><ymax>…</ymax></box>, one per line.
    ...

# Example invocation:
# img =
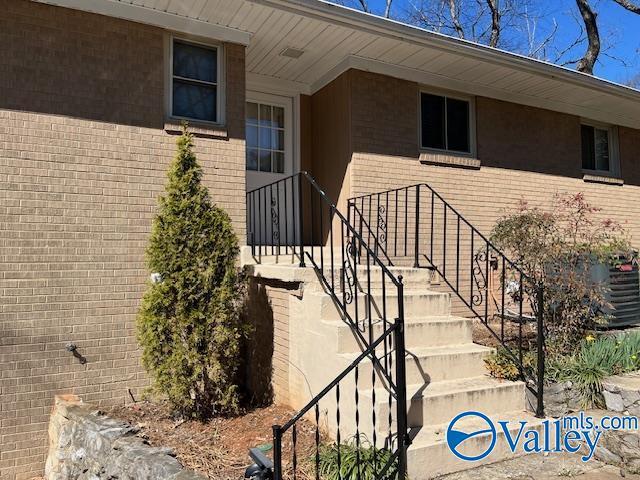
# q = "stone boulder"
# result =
<box><xmin>45</xmin><ymin>395</ymin><xmax>206</xmax><ymax>480</ymax></box>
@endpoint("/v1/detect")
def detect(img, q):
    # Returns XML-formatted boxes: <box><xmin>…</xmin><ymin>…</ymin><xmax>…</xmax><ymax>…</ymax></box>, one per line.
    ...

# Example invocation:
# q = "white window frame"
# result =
<box><xmin>418</xmin><ymin>87</ymin><xmax>476</xmax><ymax>157</ymax></box>
<box><xmin>580</xmin><ymin>120</ymin><xmax>620</xmax><ymax>177</ymax></box>
<box><xmin>167</xmin><ymin>35</ymin><xmax>225</xmax><ymax>126</ymax></box>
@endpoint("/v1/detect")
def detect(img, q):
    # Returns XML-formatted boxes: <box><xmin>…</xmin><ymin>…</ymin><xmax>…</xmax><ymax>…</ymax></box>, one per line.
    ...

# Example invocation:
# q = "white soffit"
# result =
<box><xmin>33</xmin><ymin>0</ymin><xmax>252</xmax><ymax>45</ymax></box>
<box><xmin>33</xmin><ymin>0</ymin><xmax>640</xmax><ymax>128</ymax></box>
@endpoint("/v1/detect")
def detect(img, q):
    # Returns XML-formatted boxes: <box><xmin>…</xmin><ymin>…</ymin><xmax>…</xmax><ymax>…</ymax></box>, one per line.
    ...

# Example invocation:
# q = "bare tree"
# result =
<box><xmin>486</xmin><ymin>0</ymin><xmax>501</xmax><ymax>47</ymax></box>
<box><xmin>575</xmin><ymin>0</ymin><xmax>601</xmax><ymax>74</ymax></box>
<box><xmin>449</xmin><ymin>0</ymin><xmax>466</xmax><ymax>38</ymax></box>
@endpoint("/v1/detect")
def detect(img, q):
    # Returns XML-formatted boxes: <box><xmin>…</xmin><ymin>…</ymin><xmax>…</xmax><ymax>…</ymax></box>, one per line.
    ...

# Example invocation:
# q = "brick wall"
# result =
<box><xmin>0</xmin><ymin>1</ymin><xmax>246</xmax><ymax>478</ymax></box>
<box><xmin>308</xmin><ymin>69</ymin><xmax>640</xmax><ymax>316</ymax></box>
<box><xmin>243</xmin><ymin>278</ymin><xmax>300</xmax><ymax>406</ymax></box>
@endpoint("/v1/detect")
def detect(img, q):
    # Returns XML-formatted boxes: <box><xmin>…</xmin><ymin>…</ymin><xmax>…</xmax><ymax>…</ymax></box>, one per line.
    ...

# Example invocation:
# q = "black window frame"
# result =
<box><xmin>581</xmin><ymin>123</ymin><xmax>613</xmax><ymax>174</ymax></box>
<box><xmin>419</xmin><ymin>91</ymin><xmax>473</xmax><ymax>155</ymax></box>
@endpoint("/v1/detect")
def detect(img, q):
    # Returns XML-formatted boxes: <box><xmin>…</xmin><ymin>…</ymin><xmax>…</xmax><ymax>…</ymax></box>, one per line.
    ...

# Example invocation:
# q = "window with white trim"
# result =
<box><xmin>420</xmin><ymin>92</ymin><xmax>472</xmax><ymax>154</ymax></box>
<box><xmin>581</xmin><ymin>123</ymin><xmax>618</xmax><ymax>175</ymax></box>
<box><xmin>246</xmin><ymin>101</ymin><xmax>285</xmax><ymax>173</ymax></box>
<box><xmin>171</xmin><ymin>39</ymin><xmax>221</xmax><ymax>123</ymax></box>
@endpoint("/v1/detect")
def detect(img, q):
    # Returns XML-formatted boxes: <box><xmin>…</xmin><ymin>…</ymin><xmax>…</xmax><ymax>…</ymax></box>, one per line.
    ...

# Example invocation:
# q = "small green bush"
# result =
<box><xmin>484</xmin><ymin>347</ymin><xmax>537</xmax><ymax>382</ymax></box>
<box><xmin>318</xmin><ymin>436</ymin><xmax>399</xmax><ymax>480</ymax></box>
<box><xmin>484</xmin><ymin>348</ymin><xmax>521</xmax><ymax>381</ymax></box>
<box><xmin>137</xmin><ymin>127</ymin><xmax>246</xmax><ymax>419</ymax></box>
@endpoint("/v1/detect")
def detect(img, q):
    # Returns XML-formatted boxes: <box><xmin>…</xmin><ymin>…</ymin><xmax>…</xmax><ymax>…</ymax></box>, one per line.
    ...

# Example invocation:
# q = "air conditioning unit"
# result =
<box><xmin>591</xmin><ymin>252</ymin><xmax>640</xmax><ymax>328</ymax></box>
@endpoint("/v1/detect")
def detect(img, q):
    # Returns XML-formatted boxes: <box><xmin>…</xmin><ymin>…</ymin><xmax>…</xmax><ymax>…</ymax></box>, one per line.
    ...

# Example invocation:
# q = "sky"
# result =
<box><xmin>333</xmin><ymin>0</ymin><xmax>640</xmax><ymax>85</ymax></box>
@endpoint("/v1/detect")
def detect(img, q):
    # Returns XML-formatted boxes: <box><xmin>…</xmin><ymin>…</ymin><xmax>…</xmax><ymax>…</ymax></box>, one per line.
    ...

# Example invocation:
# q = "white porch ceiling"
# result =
<box><xmin>36</xmin><ymin>0</ymin><xmax>640</xmax><ymax>129</ymax></box>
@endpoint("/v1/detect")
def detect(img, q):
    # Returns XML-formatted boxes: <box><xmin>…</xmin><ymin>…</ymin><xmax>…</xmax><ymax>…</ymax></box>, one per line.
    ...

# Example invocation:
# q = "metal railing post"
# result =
<box><xmin>272</xmin><ymin>425</ymin><xmax>283</xmax><ymax>480</ymax></box>
<box><xmin>536</xmin><ymin>284</ymin><xmax>545</xmax><ymax>418</ymax></box>
<box><xmin>297</xmin><ymin>174</ymin><xmax>305</xmax><ymax>267</ymax></box>
<box><xmin>395</xmin><ymin>277</ymin><xmax>409</xmax><ymax>479</ymax></box>
<box><xmin>414</xmin><ymin>185</ymin><xmax>420</xmax><ymax>268</ymax></box>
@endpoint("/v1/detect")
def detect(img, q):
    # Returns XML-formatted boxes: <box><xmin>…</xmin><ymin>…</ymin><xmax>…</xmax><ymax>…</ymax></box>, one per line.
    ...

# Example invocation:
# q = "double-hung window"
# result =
<box><xmin>420</xmin><ymin>92</ymin><xmax>472</xmax><ymax>154</ymax></box>
<box><xmin>581</xmin><ymin>123</ymin><xmax>617</xmax><ymax>174</ymax></box>
<box><xmin>171</xmin><ymin>39</ymin><xmax>222</xmax><ymax>124</ymax></box>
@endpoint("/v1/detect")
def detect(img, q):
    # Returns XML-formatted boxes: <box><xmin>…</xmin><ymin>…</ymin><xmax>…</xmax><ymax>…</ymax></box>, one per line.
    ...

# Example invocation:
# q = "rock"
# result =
<box><xmin>594</xmin><ymin>445</ymin><xmax>623</xmax><ymax>465</ymax></box>
<box><xmin>539</xmin><ymin>381</ymin><xmax>582</xmax><ymax>417</ymax></box>
<box><xmin>603</xmin><ymin>390</ymin><xmax>625</xmax><ymax>412</ymax></box>
<box><xmin>622</xmin><ymin>390</ymin><xmax>640</xmax><ymax>405</ymax></box>
<box><xmin>45</xmin><ymin>395</ymin><xmax>206</xmax><ymax>480</ymax></box>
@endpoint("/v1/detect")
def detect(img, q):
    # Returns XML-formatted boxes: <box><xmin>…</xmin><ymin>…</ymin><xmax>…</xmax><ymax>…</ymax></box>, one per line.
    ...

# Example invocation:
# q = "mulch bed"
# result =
<box><xmin>472</xmin><ymin>317</ymin><xmax>537</xmax><ymax>351</ymax></box>
<box><xmin>108</xmin><ymin>401</ymin><xmax>320</xmax><ymax>480</ymax></box>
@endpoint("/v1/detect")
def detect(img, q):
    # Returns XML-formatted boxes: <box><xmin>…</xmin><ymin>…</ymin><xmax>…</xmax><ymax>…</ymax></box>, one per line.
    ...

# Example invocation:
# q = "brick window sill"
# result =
<box><xmin>419</xmin><ymin>151</ymin><xmax>481</xmax><ymax>170</ymax></box>
<box><xmin>582</xmin><ymin>174</ymin><xmax>624</xmax><ymax>186</ymax></box>
<box><xmin>164</xmin><ymin>119</ymin><xmax>228</xmax><ymax>139</ymax></box>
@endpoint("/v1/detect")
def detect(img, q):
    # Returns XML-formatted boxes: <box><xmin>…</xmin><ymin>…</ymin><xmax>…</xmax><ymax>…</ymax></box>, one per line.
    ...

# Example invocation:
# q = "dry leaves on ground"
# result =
<box><xmin>109</xmin><ymin>401</ymin><xmax>321</xmax><ymax>480</ymax></box>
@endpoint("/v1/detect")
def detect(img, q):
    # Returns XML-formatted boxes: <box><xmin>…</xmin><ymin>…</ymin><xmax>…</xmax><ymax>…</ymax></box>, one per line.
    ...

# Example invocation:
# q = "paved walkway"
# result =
<box><xmin>436</xmin><ymin>453</ymin><xmax>639</xmax><ymax>480</ymax></box>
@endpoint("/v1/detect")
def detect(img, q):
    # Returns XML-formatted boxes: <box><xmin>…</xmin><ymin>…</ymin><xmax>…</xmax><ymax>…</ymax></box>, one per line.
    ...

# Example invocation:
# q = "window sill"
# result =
<box><xmin>582</xmin><ymin>173</ymin><xmax>624</xmax><ymax>186</ymax></box>
<box><xmin>164</xmin><ymin>119</ymin><xmax>228</xmax><ymax>139</ymax></box>
<box><xmin>419</xmin><ymin>151</ymin><xmax>481</xmax><ymax>170</ymax></box>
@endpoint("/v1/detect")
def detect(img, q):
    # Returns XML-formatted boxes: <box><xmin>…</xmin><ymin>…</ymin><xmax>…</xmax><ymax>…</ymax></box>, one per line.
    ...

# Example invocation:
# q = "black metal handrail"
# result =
<box><xmin>348</xmin><ymin>184</ymin><xmax>545</xmax><ymax>418</ymax></box>
<box><xmin>247</xmin><ymin>172</ymin><xmax>410</xmax><ymax>480</ymax></box>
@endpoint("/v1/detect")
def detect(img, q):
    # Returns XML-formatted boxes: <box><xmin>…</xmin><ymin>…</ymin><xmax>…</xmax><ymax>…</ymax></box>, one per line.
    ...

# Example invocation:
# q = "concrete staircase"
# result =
<box><xmin>243</xmin><ymin>248</ymin><xmax>542</xmax><ymax>479</ymax></box>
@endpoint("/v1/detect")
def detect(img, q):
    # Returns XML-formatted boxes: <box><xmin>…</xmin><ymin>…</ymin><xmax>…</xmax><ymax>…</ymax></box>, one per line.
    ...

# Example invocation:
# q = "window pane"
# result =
<box><xmin>595</xmin><ymin>128</ymin><xmax>610</xmax><ymax>171</ymax></box>
<box><xmin>273</xmin><ymin>152</ymin><xmax>284</xmax><ymax>173</ymax></box>
<box><xmin>172</xmin><ymin>80</ymin><xmax>217</xmax><ymax>122</ymax></box>
<box><xmin>259</xmin><ymin>127</ymin><xmax>272</xmax><ymax>149</ymax></box>
<box><xmin>247</xmin><ymin>102</ymin><xmax>258</xmax><ymax>124</ymax></box>
<box><xmin>246</xmin><ymin>125</ymin><xmax>258</xmax><ymax>148</ymax></box>
<box><xmin>273</xmin><ymin>129</ymin><xmax>284</xmax><ymax>151</ymax></box>
<box><xmin>273</xmin><ymin>107</ymin><xmax>285</xmax><ymax>128</ymax></box>
<box><xmin>581</xmin><ymin>125</ymin><xmax>595</xmax><ymax>170</ymax></box>
<box><xmin>259</xmin><ymin>104</ymin><xmax>272</xmax><ymax>127</ymax></box>
<box><xmin>421</xmin><ymin>93</ymin><xmax>445</xmax><ymax>150</ymax></box>
<box><xmin>259</xmin><ymin>151</ymin><xmax>271</xmax><ymax>172</ymax></box>
<box><xmin>247</xmin><ymin>148</ymin><xmax>258</xmax><ymax>171</ymax></box>
<box><xmin>173</xmin><ymin>41</ymin><xmax>217</xmax><ymax>83</ymax></box>
<box><xmin>446</xmin><ymin>98</ymin><xmax>470</xmax><ymax>152</ymax></box>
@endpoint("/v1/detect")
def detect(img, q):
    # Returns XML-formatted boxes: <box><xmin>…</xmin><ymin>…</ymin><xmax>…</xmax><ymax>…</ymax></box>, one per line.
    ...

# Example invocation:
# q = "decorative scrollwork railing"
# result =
<box><xmin>349</xmin><ymin>184</ymin><xmax>546</xmax><ymax>418</ymax></box>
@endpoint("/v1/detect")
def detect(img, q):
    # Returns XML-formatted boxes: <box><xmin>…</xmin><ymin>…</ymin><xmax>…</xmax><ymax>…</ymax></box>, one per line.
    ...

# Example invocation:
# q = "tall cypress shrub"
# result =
<box><xmin>137</xmin><ymin>127</ymin><xmax>245</xmax><ymax>418</ymax></box>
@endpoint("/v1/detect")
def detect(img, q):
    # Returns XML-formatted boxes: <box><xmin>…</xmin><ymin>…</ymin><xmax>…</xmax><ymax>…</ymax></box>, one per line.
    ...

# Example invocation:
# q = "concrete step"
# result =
<box><xmin>340</xmin><ymin>343</ymin><xmax>494</xmax><ymax>387</ymax></box>
<box><xmin>407</xmin><ymin>411</ymin><xmax>548</xmax><ymax>479</ymax></box>
<box><xmin>364</xmin><ymin>376</ymin><xmax>525</xmax><ymax>430</ymax></box>
<box><xmin>311</xmin><ymin>290</ymin><xmax>451</xmax><ymax>321</ymax></box>
<box><xmin>328</xmin><ymin>316</ymin><xmax>473</xmax><ymax>353</ymax></box>
<box><xmin>352</xmin><ymin>265</ymin><xmax>431</xmax><ymax>290</ymax></box>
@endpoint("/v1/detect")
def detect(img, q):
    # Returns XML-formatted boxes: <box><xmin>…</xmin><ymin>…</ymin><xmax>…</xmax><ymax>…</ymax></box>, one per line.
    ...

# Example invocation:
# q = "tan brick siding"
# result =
<box><xmin>345</xmin><ymin>69</ymin><xmax>640</xmax><ymax>317</ymax></box>
<box><xmin>0</xmin><ymin>1</ymin><xmax>246</xmax><ymax>478</ymax></box>
<box><xmin>307</xmin><ymin>69</ymin><xmax>640</xmax><ymax>317</ymax></box>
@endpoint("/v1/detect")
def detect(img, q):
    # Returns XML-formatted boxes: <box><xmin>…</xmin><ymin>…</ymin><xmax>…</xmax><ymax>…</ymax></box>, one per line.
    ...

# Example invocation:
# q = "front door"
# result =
<box><xmin>245</xmin><ymin>92</ymin><xmax>295</xmax><ymax>246</ymax></box>
<box><xmin>245</xmin><ymin>92</ymin><xmax>294</xmax><ymax>191</ymax></box>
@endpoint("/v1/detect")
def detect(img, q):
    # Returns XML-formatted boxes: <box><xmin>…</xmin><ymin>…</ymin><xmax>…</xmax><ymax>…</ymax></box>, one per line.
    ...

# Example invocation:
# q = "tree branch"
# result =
<box><xmin>575</xmin><ymin>0</ymin><xmax>600</xmax><ymax>75</ymax></box>
<box><xmin>357</xmin><ymin>0</ymin><xmax>369</xmax><ymax>12</ymax></box>
<box><xmin>486</xmin><ymin>0</ymin><xmax>501</xmax><ymax>47</ymax></box>
<box><xmin>384</xmin><ymin>0</ymin><xmax>393</xmax><ymax>18</ymax></box>
<box><xmin>612</xmin><ymin>0</ymin><xmax>640</xmax><ymax>14</ymax></box>
<box><xmin>448</xmin><ymin>0</ymin><xmax>466</xmax><ymax>39</ymax></box>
